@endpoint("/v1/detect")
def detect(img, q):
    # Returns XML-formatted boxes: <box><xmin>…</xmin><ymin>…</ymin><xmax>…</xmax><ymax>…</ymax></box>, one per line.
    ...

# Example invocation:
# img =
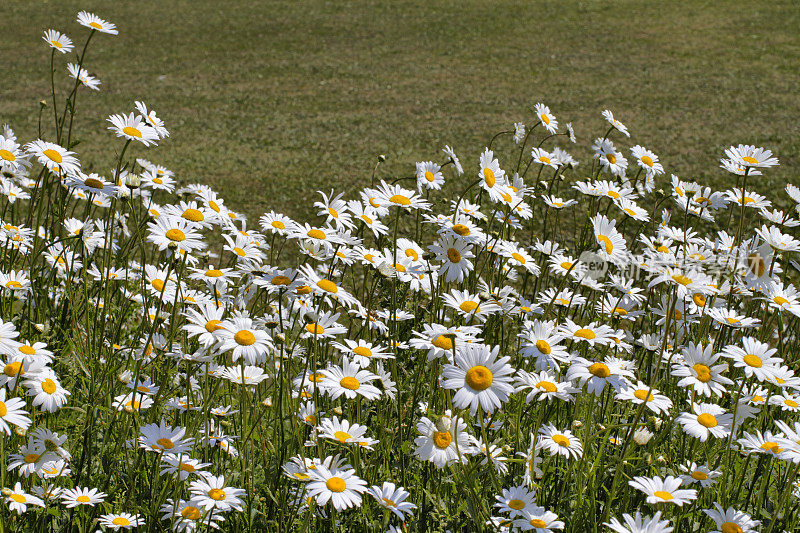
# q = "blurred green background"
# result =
<box><xmin>3</xmin><ymin>1</ymin><xmax>799</xmax><ymax>221</ymax></box>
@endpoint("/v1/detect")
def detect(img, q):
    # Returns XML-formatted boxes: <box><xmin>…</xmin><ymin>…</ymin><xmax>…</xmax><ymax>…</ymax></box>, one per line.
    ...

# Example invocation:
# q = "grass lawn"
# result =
<box><xmin>2</xmin><ymin>0</ymin><xmax>799</xmax><ymax>222</ymax></box>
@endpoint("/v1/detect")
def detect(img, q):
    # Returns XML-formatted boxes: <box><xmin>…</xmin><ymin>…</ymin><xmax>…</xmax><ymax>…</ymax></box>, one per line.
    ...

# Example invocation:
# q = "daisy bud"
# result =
<box><xmin>124</xmin><ymin>173</ymin><xmax>141</xmax><ymax>189</ymax></box>
<box><xmin>571</xmin><ymin>420</ymin><xmax>583</xmax><ymax>430</ymax></box>
<box><xmin>633</xmin><ymin>428</ymin><xmax>653</xmax><ymax>446</ymax></box>
<box><xmin>118</xmin><ymin>370</ymin><xmax>132</xmax><ymax>384</ymax></box>
<box><xmin>436</xmin><ymin>415</ymin><xmax>452</xmax><ymax>432</ymax></box>
<box><xmin>332</xmin><ymin>406</ymin><xmax>343</xmax><ymax>416</ymax></box>
<box><xmin>167</xmin><ymin>241</ymin><xmax>178</xmax><ymax>250</ymax></box>
<box><xmin>0</xmin><ymin>488</ymin><xmax>11</xmax><ymax>497</ymax></box>
<box><xmin>645</xmin><ymin>453</ymin><xmax>653</xmax><ymax>464</ymax></box>
<box><xmin>261</xmin><ymin>397</ymin><xmax>272</xmax><ymax>407</ymax></box>
<box><xmin>656</xmin><ymin>455</ymin><xmax>667</xmax><ymax>464</ymax></box>
<box><xmin>34</xmin><ymin>323</ymin><xmax>45</xmax><ymax>333</ymax></box>
<box><xmin>378</xmin><ymin>154</ymin><xmax>386</xmax><ymax>162</ymax></box>
<box><xmin>14</xmin><ymin>426</ymin><xmax>26</xmax><ymax>438</ymax></box>
<box><xmin>596</xmin><ymin>423</ymin><xmax>606</xmax><ymax>431</ymax></box>
<box><xmin>274</xmin><ymin>333</ymin><xmax>285</xmax><ymax>345</ymax></box>
<box><xmin>651</xmin><ymin>417</ymin><xmax>663</xmax><ymax>431</ymax></box>
<box><xmin>478</xmin><ymin>291</ymin><xmax>493</xmax><ymax>302</ymax></box>
<box><xmin>264</xmin><ymin>319</ymin><xmax>279</xmax><ymax>330</ymax></box>
<box><xmin>39</xmin><ymin>100</ymin><xmax>47</xmax><ymax>108</ymax></box>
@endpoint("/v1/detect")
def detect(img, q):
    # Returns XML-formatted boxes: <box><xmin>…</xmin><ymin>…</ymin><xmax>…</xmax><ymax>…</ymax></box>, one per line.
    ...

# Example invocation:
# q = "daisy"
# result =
<box><xmin>160</xmin><ymin>454</ymin><xmax>211</xmax><ymax>480</ymax></box>
<box><xmin>301</xmin><ymin>311</ymin><xmax>348</xmax><ymax>340</ymax></box>
<box><xmin>616</xmin><ymin>382</ymin><xmax>673</xmax><ymax>414</ymax></box>
<box><xmin>60</xmin><ymin>487</ymin><xmax>107</xmax><ymax>508</ymax></box>
<box><xmin>537</xmin><ymin>424</ymin><xmax>582</xmax><ymax>459</ymax></box>
<box><xmin>0</xmin><ymin>388</ymin><xmax>31</xmax><ymax>434</ymax></box>
<box><xmin>189</xmin><ymin>475</ymin><xmax>245</xmax><ymax>512</ymax></box>
<box><xmin>134</xmin><ymin>101</ymin><xmax>169</xmax><ymax>138</ymax></box>
<box><xmin>442</xmin><ymin>343</ymin><xmax>515</xmax><ymax>415</ymax></box>
<box><xmin>330</xmin><ymin>339</ymin><xmax>393</xmax><ymax>368</ymax></box>
<box><xmin>441</xmin><ymin>145</ymin><xmax>463</xmax><ymax>174</ymax></box>
<box><xmin>530</xmin><ymin>147</ymin><xmax>559</xmax><ymax>169</ymax></box>
<box><xmin>139</xmin><ymin>422</ymin><xmax>193</xmax><ymax>454</ymax></box>
<box><xmin>677</xmin><ymin>403</ymin><xmax>733</xmax><ymax>441</ymax></box>
<box><xmin>107</xmin><ymin>113</ymin><xmax>159</xmax><ymax>146</ymax></box>
<box><xmin>671</xmin><ymin>341</ymin><xmax>732</xmax><ymax>397</ymax></box>
<box><xmin>631</xmin><ymin>145</ymin><xmax>664</xmax><ymax>178</ymax></box>
<box><xmin>367</xmin><ymin>482</ymin><xmax>416</xmax><ymax>520</ymax></box>
<box><xmin>678</xmin><ymin>462</ymin><xmax>721</xmax><ymax>488</ymax></box>
<box><xmin>591</xmin><ymin>214</ymin><xmax>628</xmax><ymax>264</ymax></box>
<box><xmin>628</xmin><ymin>476</ymin><xmax>696</xmax><ymax>506</ymax></box>
<box><xmin>25</xmin><ymin>140</ymin><xmax>81</xmax><ymax>175</ymax></box>
<box><xmin>413</xmin><ymin>414</ymin><xmax>475</xmax><ymax>468</ymax></box>
<box><xmin>67</xmin><ymin>63</ymin><xmax>101</xmax><ymax>91</ymax></box>
<box><xmin>534</xmin><ymin>103</ymin><xmax>558</xmax><ymax>133</ymax></box>
<box><xmin>98</xmin><ymin>513</ymin><xmax>145</xmax><ymax>530</ymax></box>
<box><xmin>24</xmin><ymin>371</ymin><xmax>70</xmax><ymax>412</ymax></box>
<box><xmin>559</xmin><ymin>319</ymin><xmax>615</xmax><ymax>347</ymax></box>
<box><xmin>416</xmin><ymin>161</ymin><xmax>444</xmax><ymax>191</ymax></box>
<box><xmin>147</xmin><ymin>215</ymin><xmax>205</xmax><ymax>253</ymax></box>
<box><xmin>443</xmin><ymin>289</ymin><xmax>500</xmax><ymax>323</ymax></box>
<box><xmin>703</xmin><ymin>504</ymin><xmax>760</xmax><ymax>533</ymax></box>
<box><xmin>478</xmin><ymin>148</ymin><xmax>511</xmax><ymax>202</ymax></box>
<box><xmin>721</xmin><ymin>336</ymin><xmax>781</xmax><ymax>381</ymax></box>
<box><xmin>259</xmin><ymin>210</ymin><xmax>296</xmax><ymax>235</ymax></box>
<box><xmin>737</xmin><ymin>430</ymin><xmax>786</xmax><ymax>457</ymax></box>
<box><xmin>306</xmin><ymin>465</ymin><xmax>368</xmax><ymax>511</ymax></box>
<box><xmin>516</xmin><ymin>370</ymin><xmax>576</xmax><ymax>403</ymax></box>
<box><xmin>602</xmin><ymin>109</ymin><xmax>630</xmax><ymax>137</ymax></box>
<box><xmin>593</xmin><ymin>138</ymin><xmax>628</xmax><ymax>177</ymax></box>
<box><xmin>723</xmin><ymin>144</ymin><xmax>778</xmax><ymax>169</ymax></box>
<box><xmin>429</xmin><ymin>235</ymin><xmax>474</xmax><ymax>283</ymax></box>
<box><xmin>5</xmin><ymin>482</ymin><xmax>45</xmax><ymax>514</ymax></box>
<box><xmin>605</xmin><ymin>511</ymin><xmax>673</xmax><ymax>533</ymax></box>
<box><xmin>216</xmin><ymin>316</ymin><xmax>272</xmax><ymax>365</ymax></box>
<box><xmin>318</xmin><ymin>417</ymin><xmax>377</xmax><ymax>449</ymax></box>
<box><xmin>319</xmin><ymin>358</ymin><xmax>381</xmax><ymax>401</ymax></box>
<box><xmin>77</xmin><ymin>11</ymin><xmax>119</xmax><ymax>34</ymax></box>
<box><xmin>513</xmin><ymin>508</ymin><xmax>564</xmax><ymax>532</ymax></box>
<box><xmin>373</xmin><ymin>180</ymin><xmax>430</xmax><ymax>210</ymax></box>
<box><xmin>495</xmin><ymin>485</ymin><xmax>537</xmax><ymax>517</ymax></box>
<box><xmin>42</xmin><ymin>30</ymin><xmax>73</xmax><ymax>53</ymax></box>
<box><xmin>567</xmin><ymin>356</ymin><xmax>634</xmax><ymax>395</ymax></box>
<box><xmin>518</xmin><ymin>320</ymin><xmax>571</xmax><ymax>370</ymax></box>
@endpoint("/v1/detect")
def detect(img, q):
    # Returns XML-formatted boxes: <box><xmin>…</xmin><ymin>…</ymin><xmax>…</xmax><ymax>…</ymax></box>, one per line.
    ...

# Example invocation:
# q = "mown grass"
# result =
<box><xmin>2</xmin><ymin>0</ymin><xmax>799</xmax><ymax>221</ymax></box>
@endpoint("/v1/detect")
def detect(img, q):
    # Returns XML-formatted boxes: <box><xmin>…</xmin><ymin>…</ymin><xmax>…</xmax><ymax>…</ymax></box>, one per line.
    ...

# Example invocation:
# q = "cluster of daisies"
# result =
<box><xmin>1</xmin><ymin>8</ymin><xmax>799</xmax><ymax>533</ymax></box>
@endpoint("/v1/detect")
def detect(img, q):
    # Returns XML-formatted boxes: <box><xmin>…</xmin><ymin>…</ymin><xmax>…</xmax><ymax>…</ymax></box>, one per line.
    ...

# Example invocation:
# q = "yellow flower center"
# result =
<box><xmin>535</xmin><ymin>339</ymin><xmax>551</xmax><ymax>354</ymax></box>
<box><xmin>389</xmin><ymin>194</ymin><xmax>411</xmax><ymax>206</ymax></box>
<box><xmin>424</xmin><ymin>170</ymin><xmax>435</xmax><ymax>182</ymax></box>
<box><xmin>692</xmin><ymin>364</ymin><xmax>712</xmax><ymax>383</ymax></box>
<box><xmin>633</xmin><ymin>389</ymin><xmax>654</xmax><ymax>402</ymax></box>
<box><xmin>181</xmin><ymin>506</ymin><xmax>202</xmax><ymax>520</ymax></box>
<box><xmin>691</xmin><ymin>470</ymin><xmax>708</xmax><ymax>480</ymax></box>
<box><xmin>42</xmin><ymin>378</ymin><xmax>58</xmax><ymax>394</ymax></box>
<box><xmin>606</xmin><ymin>153</ymin><xmax>617</xmax><ymax>164</ymax></box>
<box><xmin>328</xmin><ymin>207</ymin><xmax>339</xmax><ymax>219</ymax></box>
<box><xmin>112</xmin><ymin>517</ymin><xmax>131</xmax><ymax>526</ymax></box>
<box><xmin>574</xmin><ymin>328</ymin><xmax>596</xmax><ymax>340</ymax></box>
<box><xmin>697</xmin><ymin>413</ymin><xmax>718</xmax><ymax>428</ymax></box>
<box><xmin>182</xmin><ymin>208</ymin><xmax>204</xmax><ymax>222</ymax></box>
<box><xmin>3</xmin><ymin>362</ymin><xmax>22</xmax><ymax>377</ymax></box>
<box><xmin>447</xmin><ymin>248</ymin><xmax>461</xmax><ymax>263</ymax></box>
<box><xmin>76</xmin><ymin>495</ymin><xmax>91</xmax><ymax>503</ymax></box>
<box><xmin>512</xmin><ymin>252</ymin><xmax>526</xmax><ymax>264</ymax></box>
<box><xmin>305</xmin><ymin>323</ymin><xmax>325</xmax><ymax>335</ymax></box>
<box><xmin>465</xmin><ymin>365</ymin><xmax>493</xmax><ymax>391</ymax></box>
<box><xmin>459</xmin><ymin>301</ymin><xmax>480</xmax><ymax>313</ymax></box>
<box><xmin>157</xmin><ymin>438</ymin><xmax>174</xmax><ymax>449</ymax></box>
<box><xmin>432</xmin><ymin>335</ymin><xmax>453</xmax><ymax>350</ymax></box>
<box><xmin>741</xmin><ymin>156</ymin><xmax>759</xmax><ymax>165</ymax></box>
<box><xmin>433</xmin><ymin>430</ymin><xmax>452</xmax><ymax>449</ymax></box>
<box><xmin>451</xmin><ymin>224</ymin><xmax>471</xmax><ymax>237</ymax></box>
<box><xmin>340</xmin><ymin>376</ymin><xmax>360</xmax><ymax>390</ymax></box>
<box><xmin>316</xmin><ymin>279</ymin><xmax>338</xmax><ymax>293</ymax></box>
<box><xmin>540</xmin><ymin>114</ymin><xmax>550</xmax><ymax>125</ymax></box>
<box><xmin>552</xmin><ymin>434</ymin><xmax>570</xmax><ymax>447</ymax></box>
<box><xmin>165</xmin><ymin>228</ymin><xmax>186</xmax><ymax>242</ymax></box>
<box><xmin>530</xmin><ymin>519</ymin><xmax>548</xmax><ymax>528</ymax></box>
<box><xmin>693</xmin><ymin>293</ymin><xmax>707</xmax><ymax>307</ymax></box>
<box><xmin>640</xmin><ymin>155</ymin><xmax>654</xmax><ymax>167</ymax></box>
<box><xmin>762</xmin><ymin>441</ymin><xmax>783</xmax><ymax>454</ymax></box>
<box><xmin>483</xmin><ymin>168</ymin><xmax>496</xmax><ymax>188</ymax></box>
<box><xmin>653</xmin><ymin>491</ymin><xmax>673</xmax><ymax>500</ymax></box>
<box><xmin>122</xmin><ymin>126</ymin><xmax>143</xmax><ymax>138</ymax></box>
<box><xmin>743</xmin><ymin>354</ymin><xmax>763</xmax><ymax>368</ymax></box>
<box><xmin>234</xmin><ymin>330</ymin><xmax>256</xmax><ymax>346</ymax></box>
<box><xmin>720</xmin><ymin>523</ymin><xmax>744</xmax><ymax>533</ymax></box>
<box><xmin>671</xmin><ymin>274</ymin><xmax>691</xmax><ymax>286</ymax></box>
<box><xmin>10</xmin><ymin>494</ymin><xmax>26</xmax><ymax>503</ymax></box>
<box><xmin>204</xmin><ymin>320</ymin><xmax>223</xmax><ymax>333</ymax></box>
<box><xmin>307</xmin><ymin>229</ymin><xmax>326</xmax><ymax>240</ymax></box>
<box><xmin>536</xmin><ymin>381</ymin><xmax>557</xmax><ymax>392</ymax></box>
<box><xmin>786</xmin><ymin>399</ymin><xmax>799</xmax><ymax>408</ymax></box>
<box><xmin>352</xmin><ymin>346</ymin><xmax>373</xmax><ymax>358</ymax></box>
<box><xmin>333</xmin><ymin>430</ymin><xmax>352</xmax><ymax>443</ymax></box>
<box><xmin>43</xmin><ymin>149</ymin><xmax>62</xmax><ymax>163</ymax></box>
<box><xmin>24</xmin><ymin>453</ymin><xmax>40</xmax><ymax>463</ymax></box>
<box><xmin>326</xmin><ymin>477</ymin><xmax>347</xmax><ymax>492</ymax></box>
<box><xmin>208</xmin><ymin>488</ymin><xmax>226</xmax><ymax>501</ymax></box>
<box><xmin>774</xmin><ymin>296</ymin><xmax>789</xmax><ymax>306</ymax></box>
<box><xmin>382</xmin><ymin>497</ymin><xmax>397</xmax><ymax>507</ymax></box>
<box><xmin>589</xmin><ymin>362</ymin><xmax>611</xmax><ymax>378</ymax></box>
<box><xmin>0</xmin><ymin>400</ymin><xmax>7</xmax><ymax>417</ymax></box>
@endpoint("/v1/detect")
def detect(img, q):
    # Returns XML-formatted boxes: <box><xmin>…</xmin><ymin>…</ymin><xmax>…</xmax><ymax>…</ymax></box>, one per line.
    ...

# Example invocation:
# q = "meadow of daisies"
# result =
<box><xmin>2</xmin><ymin>10</ymin><xmax>800</xmax><ymax>533</ymax></box>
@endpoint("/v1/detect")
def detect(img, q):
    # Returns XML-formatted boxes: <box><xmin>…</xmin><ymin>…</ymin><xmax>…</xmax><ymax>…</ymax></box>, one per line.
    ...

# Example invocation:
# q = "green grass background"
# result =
<box><xmin>3</xmin><ymin>1</ymin><xmax>799</xmax><ymax>221</ymax></box>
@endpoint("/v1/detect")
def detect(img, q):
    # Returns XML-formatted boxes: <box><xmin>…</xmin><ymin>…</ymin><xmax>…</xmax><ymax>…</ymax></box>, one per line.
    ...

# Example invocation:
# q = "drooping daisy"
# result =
<box><xmin>0</xmin><ymin>388</ymin><xmax>31</xmax><ymax>434</ymax></box>
<box><xmin>67</xmin><ymin>63</ymin><xmax>101</xmax><ymax>91</ymax></box>
<box><xmin>5</xmin><ymin>482</ymin><xmax>45</xmax><ymax>514</ymax></box>
<box><xmin>593</xmin><ymin>138</ymin><xmax>628</xmax><ymax>177</ymax></box>
<box><xmin>367</xmin><ymin>482</ymin><xmax>416</xmax><ymax>520</ymax></box>
<box><xmin>602</xmin><ymin>109</ymin><xmax>630</xmax><ymax>137</ymax></box>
